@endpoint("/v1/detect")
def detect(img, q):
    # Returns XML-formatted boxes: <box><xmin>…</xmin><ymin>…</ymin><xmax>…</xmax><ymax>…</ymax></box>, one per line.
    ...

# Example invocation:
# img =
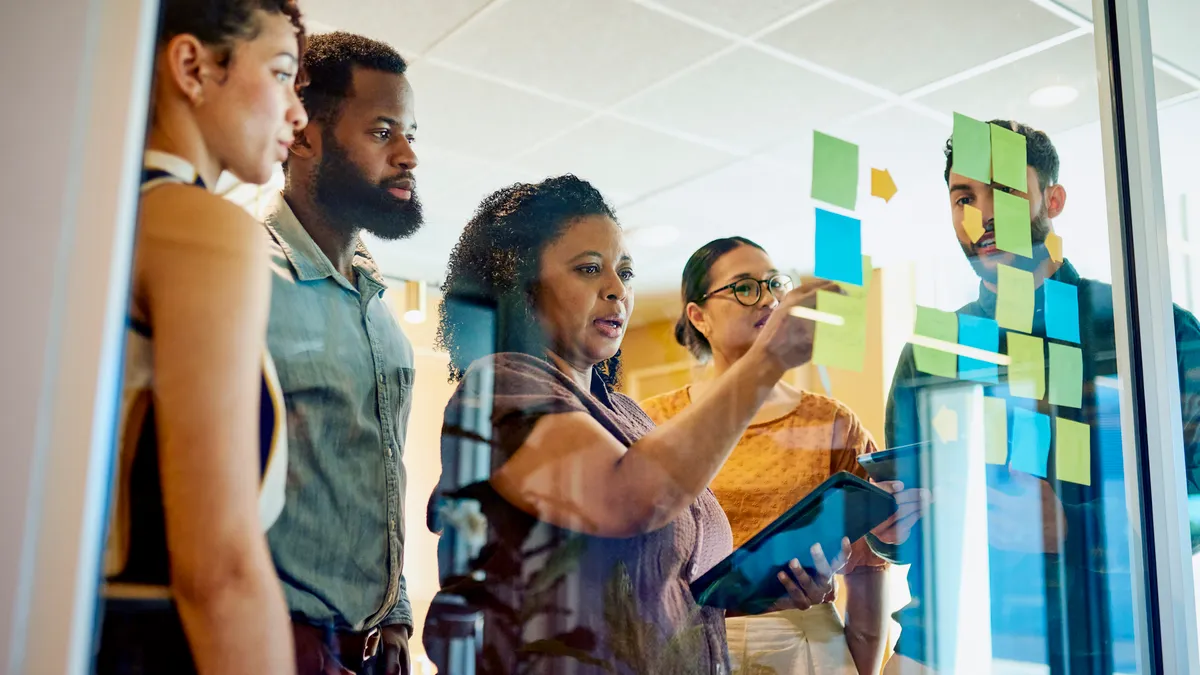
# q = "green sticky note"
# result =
<box><xmin>1048</xmin><ymin>343</ymin><xmax>1083</xmax><ymax>409</ymax></box>
<box><xmin>844</xmin><ymin>255</ymin><xmax>873</xmax><ymax>300</ymax></box>
<box><xmin>994</xmin><ymin>190</ymin><xmax>1032</xmax><ymax>258</ymax></box>
<box><xmin>913</xmin><ymin>306</ymin><xmax>958</xmax><ymax>378</ymax></box>
<box><xmin>984</xmin><ymin>397</ymin><xmax>1009</xmax><ymax>465</ymax></box>
<box><xmin>813</xmin><ymin>291</ymin><xmax>866</xmax><ymax>371</ymax></box>
<box><xmin>1007</xmin><ymin>332</ymin><xmax>1045</xmax><ymax>400</ymax></box>
<box><xmin>991</xmin><ymin>123</ymin><xmax>1028</xmax><ymax>193</ymax></box>
<box><xmin>811</xmin><ymin>131</ymin><xmax>859</xmax><ymax>210</ymax></box>
<box><xmin>952</xmin><ymin>113</ymin><xmax>991</xmax><ymax>183</ymax></box>
<box><xmin>1056</xmin><ymin>417</ymin><xmax>1091</xmax><ymax>486</ymax></box>
<box><xmin>996</xmin><ymin>264</ymin><xmax>1034</xmax><ymax>333</ymax></box>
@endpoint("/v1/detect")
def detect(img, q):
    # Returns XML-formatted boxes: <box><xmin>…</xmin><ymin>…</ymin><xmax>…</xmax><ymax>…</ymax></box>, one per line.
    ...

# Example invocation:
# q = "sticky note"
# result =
<box><xmin>913</xmin><ymin>306</ymin><xmax>958</xmax><ymax>378</ymax></box>
<box><xmin>1045</xmin><ymin>232</ymin><xmax>1064</xmax><ymax>262</ymax></box>
<box><xmin>813</xmin><ymin>291</ymin><xmax>867</xmax><ymax>372</ymax></box>
<box><xmin>1044</xmin><ymin>279</ymin><xmax>1080</xmax><ymax>343</ymax></box>
<box><xmin>1007</xmin><ymin>333</ymin><xmax>1045</xmax><ymax>400</ymax></box>
<box><xmin>958</xmin><ymin>314</ymin><xmax>999</xmax><ymax>382</ymax></box>
<box><xmin>1056</xmin><ymin>418</ymin><xmax>1091</xmax><ymax>486</ymax></box>
<box><xmin>963</xmin><ymin>204</ymin><xmax>985</xmax><ymax>243</ymax></box>
<box><xmin>871</xmin><ymin>168</ymin><xmax>897</xmax><ymax>202</ymax></box>
<box><xmin>1049</xmin><ymin>343</ymin><xmax>1083</xmax><ymax>409</ymax></box>
<box><xmin>994</xmin><ymin>190</ymin><xmax>1033</xmax><ymax>258</ymax></box>
<box><xmin>952</xmin><ymin>113</ymin><xmax>991</xmax><ymax>183</ymax></box>
<box><xmin>996</xmin><ymin>264</ymin><xmax>1034</xmax><ymax>333</ymax></box>
<box><xmin>814</xmin><ymin>208</ymin><xmax>863</xmax><ymax>286</ymax></box>
<box><xmin>933</xmin><ymin>406</ymin><xmax>959</xmax><ymax>444</ymax></box>
<box><xmin>843</xmin><ymin>255</ymin><xmax>873</xmax><ymax>300</ymax></box>
<box><xmin>1010</xmin><ymin>407</ymin><xmax>1051</xmax><ymax>478</ymax></box>
<box><xmin>812</xmin><ymin>131</ymin><xmax>859</xmax><ymax>211</ymax></box>
<box><xmin>984</xmin><ymin>397</ymin><xmax>1009</xmax><ymax>465</ymax></box>
<box><xmin>990</xmin><ymin>123</ymin><xmax>1028</xmax><ymax>193</ymax></box>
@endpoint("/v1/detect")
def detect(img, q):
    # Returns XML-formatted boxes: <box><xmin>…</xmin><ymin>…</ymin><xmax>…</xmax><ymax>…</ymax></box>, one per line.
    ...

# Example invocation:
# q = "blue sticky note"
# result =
<box><xmin>814</xmin><ymin>208</ymin><xmax>863</xmax><ymax>285</ymax></box>
<box><xmin>1010</xmin><ymin>407</ymin><xmax>1051</xmax><ymax>478</ymax></box>
<box><xmin>1044</xmin><ymin>279</ymin><xmax>1080</xmax><ymax>344</ymax></box>
<box><xmin>958</xmin><ymin>314</ymin><xmax>999</xmax><ymax>383</ymax></box>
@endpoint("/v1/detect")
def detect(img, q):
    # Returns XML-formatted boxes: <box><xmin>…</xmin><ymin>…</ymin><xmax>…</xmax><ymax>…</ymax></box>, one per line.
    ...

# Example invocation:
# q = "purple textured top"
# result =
<box><xmin>432</xmin><ymin>353</ymin><xmax>733</xmax><ymax>675</ymax></box>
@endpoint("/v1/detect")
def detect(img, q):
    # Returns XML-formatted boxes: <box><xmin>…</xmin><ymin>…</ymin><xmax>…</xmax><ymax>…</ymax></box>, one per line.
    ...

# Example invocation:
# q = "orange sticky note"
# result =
<box><xmin>964</xmin><ymin>204</ymin><xmax>984</xmax><ymax>243</ymax></box>
<box><xmin>1045</xmin><ymin>232</ymin><xmax>1063</xmax><ymax>262</ymax></box>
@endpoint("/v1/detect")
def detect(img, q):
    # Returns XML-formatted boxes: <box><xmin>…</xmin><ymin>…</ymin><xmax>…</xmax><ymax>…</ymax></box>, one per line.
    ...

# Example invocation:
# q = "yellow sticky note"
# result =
<box><xmin>933</xmin><ymin>406</ymin><xmax>959</xmax><ymax>443</ymax></box>
<box><xmin>1007</xmin><ymin>333</ymin><xmax>1045</xmax><ymax>400</ymax></box>
<box><xmin>913</xmin><ymin>306</ymin><xmax>958</xmax><ymax>378</ymax></box>
<box><xmin>1056</xmin><ymin>417</ymin><xmax>1091</xmax><ymax>486</ymax></box>
<box><xmin>964</xmin><ymin>204</ymin><xmax>985</xmax><ymax>243</ymax></box>
<box><xmin>844</xmin><ymin>255</ymin><xmax>873</xmax><ymax>300</ymax></box>
<box><xmin>984</xmin><ymin>397</ymin><xmax>1008</xmax><ymax>465</ymax></box>
<box><xmin>813</xmin><ymin>291</ymin><xmax>866</xmax><ymax>372</ymax></box>
<box><xmin>1048</xmin><ymin>343</ymin><xmax>1083</xmax><ymax>409</ymax></box>
<box><xmin>1045</xmin><ymin>232</ymin><xmax>1063</xmax><ymax>262</ymax></box>
<box><xmin>996</xmin><ymin>264</ymin><xmax>1034</xmax><ymax>333</ymax></box>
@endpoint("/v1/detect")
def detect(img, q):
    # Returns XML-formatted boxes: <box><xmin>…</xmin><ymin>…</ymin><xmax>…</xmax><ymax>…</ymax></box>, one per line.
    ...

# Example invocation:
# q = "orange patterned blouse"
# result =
<box><xmin>641</xmin><ymin>386</ymin><xmax>886</xmax><ymax>573</ymax></box>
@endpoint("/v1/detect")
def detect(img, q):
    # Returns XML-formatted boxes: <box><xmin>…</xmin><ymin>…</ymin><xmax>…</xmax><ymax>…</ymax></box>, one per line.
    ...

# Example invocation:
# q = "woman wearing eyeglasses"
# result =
<box><xmin>642</xmin><ymin>237</ymin><xmax>890</xmax><ymax>675</ymax></box>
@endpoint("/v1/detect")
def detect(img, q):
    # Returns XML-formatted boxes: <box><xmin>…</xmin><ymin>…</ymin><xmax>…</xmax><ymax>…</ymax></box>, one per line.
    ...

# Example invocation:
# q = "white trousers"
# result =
<box><xmin>726</xmin><ymin>604</ymin><xmax>857</xmax><ymax>675</ymax></box>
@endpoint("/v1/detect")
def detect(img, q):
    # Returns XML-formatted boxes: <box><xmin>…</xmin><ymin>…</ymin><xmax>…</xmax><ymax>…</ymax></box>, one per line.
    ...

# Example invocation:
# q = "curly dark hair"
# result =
<box><xmin>437</xmin><ymin>175</ymin><xmax>624</xmax><ymax>389</ymax></box>
<box><xmin>300</xmin><ymin>31</ymin><xmax>409</xmax><ymax>126</ymax></box>
<box><xmin>157</xmin><ymin>0</ymin><xmax>306</xmax><ymax>73</ymax></box>
<box><xmin>944</xmin><ymin>119</ymin><xmax>1060</xmax><ymax>192</ymax></box>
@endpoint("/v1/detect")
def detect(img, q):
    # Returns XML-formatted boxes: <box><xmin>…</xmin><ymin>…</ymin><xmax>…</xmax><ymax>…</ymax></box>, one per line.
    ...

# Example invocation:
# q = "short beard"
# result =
<box><xmin>312</xmin><ymin>130</ymin><xmax>424</xmax><ymax>241</ymax></box>
<box><xmin>963</xmin><ymin>201</ymin><xmax>1054</xmax><ymax>284</ymax></box>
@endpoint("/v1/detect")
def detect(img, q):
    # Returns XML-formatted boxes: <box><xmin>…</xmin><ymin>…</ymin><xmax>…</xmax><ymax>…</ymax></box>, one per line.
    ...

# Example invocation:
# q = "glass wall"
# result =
<box><xmin>37</xmin><ymin>0</ymin><xmax>1199</xmax><ymax>674</ymax></box>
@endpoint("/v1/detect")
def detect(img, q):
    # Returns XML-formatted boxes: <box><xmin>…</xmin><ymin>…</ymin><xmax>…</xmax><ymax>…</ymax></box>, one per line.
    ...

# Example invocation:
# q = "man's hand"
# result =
<box><xmin>870</xmin><ymin>481</ymin><xmax>932</xmax><ymax>546</ymax></box>
<box><xmin>379</xmin><ymin>625</ymin><xmax>411</xmax><ymax>675</ymax></box>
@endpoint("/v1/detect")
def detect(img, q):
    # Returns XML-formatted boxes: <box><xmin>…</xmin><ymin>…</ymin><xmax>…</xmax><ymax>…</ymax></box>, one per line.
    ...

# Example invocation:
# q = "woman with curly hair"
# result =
<box><xmin>427</xmin><ymin>175</ymin><xmax>844</xmax><ymax>675</ymax></box>
<box><xmin>96</xmin><ymin>1</ymin><xmax>307</xmax><ymax>672</ymax></box>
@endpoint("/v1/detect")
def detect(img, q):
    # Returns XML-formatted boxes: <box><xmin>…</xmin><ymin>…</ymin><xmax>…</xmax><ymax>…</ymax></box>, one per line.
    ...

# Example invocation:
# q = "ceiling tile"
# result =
<box><xmin>516</xmin><ymin>116</ymin><xmax>737</xmax><ymax>203</ymax></box>
<box><xmin>648</xmin><ymin>0</ymin><xmax>823</xmax><ymax>36</ymax></box>
<box><xmin>916</xmin><ymin>34</ymin><xmax>1195</xmax><ymax>134</ymax></box>
<box><xmin>405</xmin><ymin>61</ymin><xmax>590</xmax><ymax>162</ymax></box>
<box><xmin>1051</xmin><ymin>0</ymin><xmax>1200</xmax><ymax>81</ymax></box>
<box><xmin>615</xmin><ymin>47</ymin><xmax>885</xmax><ymax>154</ymax></box>
<box><xmin>409</xmin><ymin>144</ymin><xmax>542</xmax><ymax>228</ymax></box>
<box><xmin>427</xmin><ymin>0</ymin><xmax>731</xmax><ymax>107</ymax></box>
<box><xmin>760</xmin><ymin>0</ymin><xmax>1078</xmax><ymax>94</ymax></box>
<box><xmin>299</xmin><ymin>0</ymin><xmax>493</xmax><ymax>55</ymax></box>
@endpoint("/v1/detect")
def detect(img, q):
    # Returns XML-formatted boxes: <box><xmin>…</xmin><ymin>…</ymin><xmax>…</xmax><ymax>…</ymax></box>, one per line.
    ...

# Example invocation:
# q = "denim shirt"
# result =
<box><xmin>263</xmin><ymin>194</ymin><xmax>414</xmax><ymax>632</ymax></box>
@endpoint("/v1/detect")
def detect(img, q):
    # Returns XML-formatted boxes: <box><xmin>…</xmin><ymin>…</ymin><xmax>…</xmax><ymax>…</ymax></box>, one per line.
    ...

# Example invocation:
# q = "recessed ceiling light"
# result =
<box><xmin>1029</xmin><ymin>85</ymin><xmax>1079</xmax><ymax>108</ymax></box>
<box><xmin>626</xmin><ymin>224</ymin><xmax>680</xmax><ymax>248</ymax></box>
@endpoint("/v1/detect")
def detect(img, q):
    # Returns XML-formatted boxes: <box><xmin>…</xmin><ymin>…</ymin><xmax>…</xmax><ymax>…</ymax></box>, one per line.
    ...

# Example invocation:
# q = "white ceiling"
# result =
<box><xmin>274</xmin><ymin>0</ymin><xmax>1200</xmax><ymax>295</ymax></box>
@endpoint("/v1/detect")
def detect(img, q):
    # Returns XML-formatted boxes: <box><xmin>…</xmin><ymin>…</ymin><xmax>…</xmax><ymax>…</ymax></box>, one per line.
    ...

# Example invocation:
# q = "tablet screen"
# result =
<box><xmin>690</xmin><ymin>472</ymin><xmax>896</xmax><ymax>614</ymax></box>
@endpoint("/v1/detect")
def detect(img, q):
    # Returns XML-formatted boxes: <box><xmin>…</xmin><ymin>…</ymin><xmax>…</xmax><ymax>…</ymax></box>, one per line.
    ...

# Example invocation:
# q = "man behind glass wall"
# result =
<box><xmin>875</xmin><ymin>120</ymin><xmax>1200</xmax><ymax>675</ymax></box>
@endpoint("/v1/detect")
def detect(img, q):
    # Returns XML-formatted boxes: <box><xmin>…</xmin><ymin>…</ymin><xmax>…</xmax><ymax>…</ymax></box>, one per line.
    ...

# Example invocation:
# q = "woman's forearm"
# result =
<box><xmin>844</xmin><ymin>568</ymin><xmax>888</xmax><ymax>675</ymax></box>
<box><xmin>174</xmin><ymin>544</ymin><xmax>295</xmax><ymax>675</ymax></box>
<box><xmin>615</xmin><ymin>346</ymin><xmax>784</xmax><ymax>531</ymax></box>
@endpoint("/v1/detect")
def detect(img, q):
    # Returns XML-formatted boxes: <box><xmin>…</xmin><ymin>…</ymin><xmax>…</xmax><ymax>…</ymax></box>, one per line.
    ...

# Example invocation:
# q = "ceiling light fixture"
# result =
<box><xmin>404</xmin><ymin>280</ymin><xmax>427</xmax><ymax>324</ymax></box>
<box><xmin>1029</xmin><ymin>84</ymin><xmax>1079</xmax><ymax>108</ymax></box>
<box><xmin>627</xmin><ymin>224</ymin><xmax>680</xmax><ymax>248</ymax></box>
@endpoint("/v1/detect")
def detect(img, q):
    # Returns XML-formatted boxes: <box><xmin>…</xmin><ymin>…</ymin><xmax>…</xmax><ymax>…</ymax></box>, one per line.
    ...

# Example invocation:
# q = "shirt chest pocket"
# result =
<box><xmin>387</xmin><ymin>366</ymin><xmax>416</xmax><ymax>451</ymax></box>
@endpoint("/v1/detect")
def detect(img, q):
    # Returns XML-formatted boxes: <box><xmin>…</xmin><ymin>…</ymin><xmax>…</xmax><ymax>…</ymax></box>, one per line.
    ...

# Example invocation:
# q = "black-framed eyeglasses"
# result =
<box><xmin>700</xmin><ymin>274</ymin><xmax>794</xmax><ymax>307</ymax></box>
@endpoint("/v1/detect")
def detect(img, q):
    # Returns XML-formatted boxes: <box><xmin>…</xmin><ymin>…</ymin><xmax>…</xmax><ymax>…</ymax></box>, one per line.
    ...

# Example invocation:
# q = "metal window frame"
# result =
<box><xmin>1094</xmin><ymin>0</ymin><xmax>1200</xmax><ymax>672</ymax></box>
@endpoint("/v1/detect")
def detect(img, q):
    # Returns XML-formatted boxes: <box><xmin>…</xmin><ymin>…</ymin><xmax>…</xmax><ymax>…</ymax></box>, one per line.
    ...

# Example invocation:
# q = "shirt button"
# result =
<box><xmin>387</xmin><ymin>446</ymin><xmax>393</xmax><ymax>458</ymax></box>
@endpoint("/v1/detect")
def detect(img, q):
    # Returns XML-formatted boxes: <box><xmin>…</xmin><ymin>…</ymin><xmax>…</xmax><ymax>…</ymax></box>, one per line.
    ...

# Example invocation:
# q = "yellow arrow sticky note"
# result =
<box><xmin>933</xmin><ymin>406</ymin><xmax>959</xmax><ymax>443</ymax></box>
<box><xmin>871</xmin><ymin>168</ymin><xmax>897</xmax><ymax>202</ymax></box>
<box><xmin>1045</xmin><ymin>232</ymin><xmax>1063</xmax><ymax>262</ymax></box>
<box><xmin>964</xmin><ymin>204</ymin><xmax>985</xmax><ymax>243</ymax></box>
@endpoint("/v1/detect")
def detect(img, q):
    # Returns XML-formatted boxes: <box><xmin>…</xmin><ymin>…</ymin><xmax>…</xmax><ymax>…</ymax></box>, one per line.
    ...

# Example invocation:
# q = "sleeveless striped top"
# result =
<box><xmin>103</xmin><ymin>151</ymin><xmax>288</xmax><ymax>593</ymax></box>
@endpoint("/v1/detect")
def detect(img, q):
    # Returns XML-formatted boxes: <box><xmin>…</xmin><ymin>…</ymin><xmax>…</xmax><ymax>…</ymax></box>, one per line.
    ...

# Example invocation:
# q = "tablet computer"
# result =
<box><xmin>689</xmin><ymin>472</ymin><xmax>897</xmax><ymax>615</ymax></box>
<box><xmin>856</xmin><ymin>444</ymin><xmax>928</xmax><ymax>489</ymax></box>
